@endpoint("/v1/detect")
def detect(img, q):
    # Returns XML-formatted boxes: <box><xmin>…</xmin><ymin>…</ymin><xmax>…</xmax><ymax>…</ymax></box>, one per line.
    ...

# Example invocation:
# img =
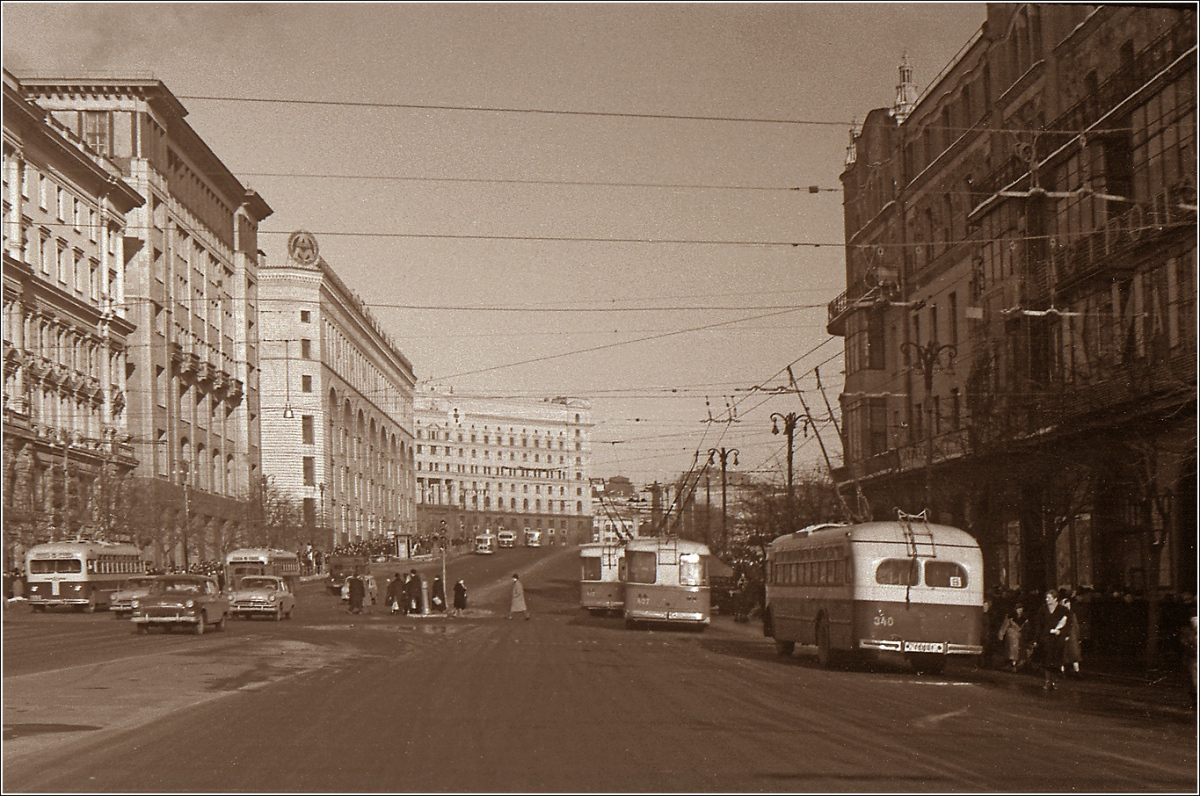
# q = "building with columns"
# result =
<box><xmin>829</xmin><ymin>4</ymin><xmax>1196</xmax><ymax>627</ymax></box>
<box><xmin>13</xmin><ymin>76</ymin><xmax>273</xmax><ymax>569</ymax></box>
<box><xmin>414</xmin><ymin>386</ymin><xmax>593</xmax><ymax>546</ymax></box>
<box><xmin>258</xmin><ymin>231</ymin><xmax>417</xmax><ymax>548</ymax></box>
<box><xmin>3</xmin><ymin>70</ymin><xmax>145</xmax><ymax>568</ymax></box>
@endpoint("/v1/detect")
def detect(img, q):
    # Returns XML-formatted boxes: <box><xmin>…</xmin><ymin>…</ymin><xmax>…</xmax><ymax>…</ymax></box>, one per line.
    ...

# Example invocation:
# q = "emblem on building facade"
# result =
<box><xmin>288</xmin><ymin>231</ymin><xmax>320</xmax><ymax>266</ymax></box>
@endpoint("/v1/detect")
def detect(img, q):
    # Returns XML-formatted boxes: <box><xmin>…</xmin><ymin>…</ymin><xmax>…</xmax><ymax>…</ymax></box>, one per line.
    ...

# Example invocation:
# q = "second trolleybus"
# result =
<box><xmin>224</xmin><ymin>548</ymin><xmax>302</xmax><ymax>592</ymax></box>
<box><xmin>762</xmin><ymin>513</ymin><xmax>984</xmax><ymax>674</ymax></box>
<box><xmin>622</xmin><ymin>537</ymin><xmax>712</xmax><ymax>630</ymax></box>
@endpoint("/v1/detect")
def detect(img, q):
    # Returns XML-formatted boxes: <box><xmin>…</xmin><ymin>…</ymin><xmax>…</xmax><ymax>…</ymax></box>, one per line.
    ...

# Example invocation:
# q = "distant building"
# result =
<box><xmin>829</xmin><ymin>5</ymin><xmax>1196</xmax><ymax>602</ymax></box>
<box><xmin>2</xmin><ymin>69</ymin><xmax>145</xmax><ymax>565</ymax></box>
<box><xmin>258</xmin><ymin>231</ymin><xmax>417</xmax><ymax>548</ymax></box>
<box><xmin>414</xmin><ymin>386</ymin><xmax>593</xmax><ymax>546</ymax></box>
<box><xmin>14</xmin><ymin>76</ymin><xmax>273</xmax><ymax>569</ymax></box>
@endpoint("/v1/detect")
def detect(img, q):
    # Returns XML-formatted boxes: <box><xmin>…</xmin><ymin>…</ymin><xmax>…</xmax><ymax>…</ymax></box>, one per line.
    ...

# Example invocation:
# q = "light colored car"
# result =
<box><xmin>130</xmin><ymin>574</ymin><xmax>229</xmax><ymax>635</ymax></box>
<box><xmin>227</xmin><ymin>575</ymin><xmax>295</xmax><ymax>621</ymax></box>
<box><xmin>110</xmin><ymin>576</ymin><xmax>158</xmax><ymax>618</ymax></box>
<box><xmin>340</xmin><ymin>574</ymin><xmax>378</xmax><ymax>607</ymax></box>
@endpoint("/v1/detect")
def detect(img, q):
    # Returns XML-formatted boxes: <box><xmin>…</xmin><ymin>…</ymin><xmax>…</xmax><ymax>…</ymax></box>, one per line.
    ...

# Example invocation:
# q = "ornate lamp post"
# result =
<box><xmin>770</xmin><ymin>412</ymin><xmax>801</xmax><ymax>510</ymax></box>
<box><xmin>899</xmin><ymin>340</ymin><xmax>957</xmax><ymax>513</ymax></box>
<box><xmin>706</xmin><ymin>447</ymin><xmax>739</xmax><ymax>551</ymax></box>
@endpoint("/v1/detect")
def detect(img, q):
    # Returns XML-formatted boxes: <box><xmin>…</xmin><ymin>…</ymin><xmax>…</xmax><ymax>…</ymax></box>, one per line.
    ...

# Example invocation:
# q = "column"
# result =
<box><xmin>6</xmin><ymin>149</ymin><xmax>24</xmax><ymax>261</ymax></box>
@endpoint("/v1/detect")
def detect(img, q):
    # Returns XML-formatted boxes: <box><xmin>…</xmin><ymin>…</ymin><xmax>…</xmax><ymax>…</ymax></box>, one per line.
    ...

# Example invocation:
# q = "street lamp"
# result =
<box><xmin>899</xmin><ymin>339</ymin><xmax>957</xmax><ymax>514</ymax></box>
<box><xmin>706</xmin><ymin>447</ymin><xmax>739</xmax><ymax>551</ymax></box>
<box><xmin>770</xmin><ymin>412</ymin><xmax>801</xmax><ymax>510</ymax></box>
<box><xmin>54</xmin><ymin>430</ymin><xmax>75</xmax><ymax>541</ymax></box>
<box><xmin>177</xmin><ymin>459</ymin><xmax>192</xmax><ymax>571</ymax></box>
<box><xmin>282</xmin><ymin>339</ymin><xmax>294</xmax><ymax>419</ymax></box>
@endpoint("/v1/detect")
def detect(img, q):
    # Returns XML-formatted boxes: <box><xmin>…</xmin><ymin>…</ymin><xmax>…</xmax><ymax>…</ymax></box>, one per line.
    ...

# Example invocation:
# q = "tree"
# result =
<box><xmin>245</xmin><ymin>475</ymin><xmax>305</xmax><ymax>550</ymax></box>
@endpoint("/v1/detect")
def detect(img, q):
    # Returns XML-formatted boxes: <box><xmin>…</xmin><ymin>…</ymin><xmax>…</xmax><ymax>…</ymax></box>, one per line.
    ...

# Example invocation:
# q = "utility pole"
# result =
<box><xmin>706</xmin><ymin>447</ymin><xmax>739</xmax><ymax>551</ymax></box>
<box><xmin>900</xmin><ymin>339</ymin><xmax>957</xmax><ymax>513</ymax></box>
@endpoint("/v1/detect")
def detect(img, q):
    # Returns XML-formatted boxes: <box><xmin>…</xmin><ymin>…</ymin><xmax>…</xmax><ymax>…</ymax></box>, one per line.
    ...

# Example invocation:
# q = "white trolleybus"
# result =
<box><xmin>224</xmin><ymin>548</ymin><xmax>302</xmax><ymax>592</ymax></box>
<box><xmin>579</xmin><ymin>542</ymin><xmax>625</xmax><ymax>616</ymax></box>
<box><xmin>622</xmin><ymin>537</ymin><xmax>712</xmax><ymax>630</ymax></box>
<box><xmin>24</xmin><ymin>540</ymin><xmax>146</xmax><ymax>612</ymax></box>
<box><xmin>474</xmin><ymin>532</ymin><xmax>497</xmax><ymax>555</ymax></box>
<box><xmin>763</xmin><ymin>513</ymin><xmax>984</xmax><ymax>674</ymax></box>
<box><xmin>523</xmin><ymin>528</ymin><xmax>542</xmax><ymax>548</ymax></box>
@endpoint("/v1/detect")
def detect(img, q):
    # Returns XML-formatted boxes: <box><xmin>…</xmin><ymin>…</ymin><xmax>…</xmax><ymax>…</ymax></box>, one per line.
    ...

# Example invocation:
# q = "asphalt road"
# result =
<box><xmin>3</xmin><ymin>545</ymin><xmax>1196</xmax><ymax>793</ymax></box>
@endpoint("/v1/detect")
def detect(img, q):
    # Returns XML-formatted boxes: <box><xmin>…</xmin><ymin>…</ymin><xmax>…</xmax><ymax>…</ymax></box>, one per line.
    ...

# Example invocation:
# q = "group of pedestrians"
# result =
<box><xmin>380</xmin><ymin>570</ymin><xmax>470</xmax><ymax>617</ymax></box>
<box><xmin>995</xmin><ymin>588</ymin><xmax>1083</xmax><ymax>689</ymax></box>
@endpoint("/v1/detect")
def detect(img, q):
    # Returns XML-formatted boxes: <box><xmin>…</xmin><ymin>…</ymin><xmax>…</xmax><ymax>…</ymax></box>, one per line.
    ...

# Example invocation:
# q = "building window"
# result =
<box><xmin>82</xmin><ymin>111</ymin><xmax>110</xmax><ymax>156</ymax></box>
<box><xmin>301</xmin><ymin>339</ymin><xmax>311</xmax><ymax>359</ymax></box>
<box><xmin>300</xmin><ymin>310</ymin><xmax>311</xmax><ymax>323</ymax></box>
<box><xmin>303</xmin><ymin>456</ymin><xmax>315</xmax><ymax>486</ymax></box>
<box><xmin>301</xmin><ymin>375</ymin><xmax>312</xmax><ymax>392</ymax></box>
<box><xmin>302</xmin><ymin>415</ymin><xmax>314</xmax><ymax>444</ymax></box>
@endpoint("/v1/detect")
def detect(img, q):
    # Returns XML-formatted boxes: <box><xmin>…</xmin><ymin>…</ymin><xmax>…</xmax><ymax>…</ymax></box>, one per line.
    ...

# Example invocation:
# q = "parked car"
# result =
<box><xmin>227</xmin><ymin>575</ymin><xmax>295</xmax><ymax>621</ymax></box>
<box><xmin>110</xmin><ymin>575</ymin><xmax>159</xmax><ymax>619</ymax></box>
<box><xmin>340</xmin><ymin>574</ymin><xmax>378</xmax><ymax>607</ymax></box>
<box><xmin>130</xmin><ymin>574</ymin><xmax>229</xmax><ymax>635</ymax></box>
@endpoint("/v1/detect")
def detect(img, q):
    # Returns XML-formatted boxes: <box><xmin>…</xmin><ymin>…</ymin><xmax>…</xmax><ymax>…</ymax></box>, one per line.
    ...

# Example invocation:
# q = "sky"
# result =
<box><xmin>2</xmin><ymin>2</ymin><xmax>987</xmax><ymax>489</ymax></box>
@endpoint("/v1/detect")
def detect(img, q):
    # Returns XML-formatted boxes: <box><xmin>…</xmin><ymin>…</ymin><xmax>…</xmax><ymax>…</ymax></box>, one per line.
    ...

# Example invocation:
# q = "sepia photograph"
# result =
<box><xmin>1</xmin><ymin>2</ymin><xmax>1197</xmax><ymax>792</ymax></box>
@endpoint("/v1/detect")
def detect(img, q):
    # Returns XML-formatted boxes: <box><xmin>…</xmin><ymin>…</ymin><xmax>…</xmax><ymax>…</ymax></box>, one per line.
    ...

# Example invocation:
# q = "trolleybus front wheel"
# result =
<box><xmin>775</xmin><ymin>639</ymin><xmax>795</xmax><ymax>657</ymax></box>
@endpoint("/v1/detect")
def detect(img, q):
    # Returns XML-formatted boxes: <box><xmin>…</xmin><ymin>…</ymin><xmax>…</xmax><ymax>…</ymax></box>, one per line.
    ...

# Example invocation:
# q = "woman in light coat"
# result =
<box><xmin>998</xmin><ymin>604</ymin><xmax>1029</xmax><ymax>671</ymax></box>
<box><xmin>509</xmin><ymin>573</ymin><xmax>529</xmax><ymax>620</ymax></box>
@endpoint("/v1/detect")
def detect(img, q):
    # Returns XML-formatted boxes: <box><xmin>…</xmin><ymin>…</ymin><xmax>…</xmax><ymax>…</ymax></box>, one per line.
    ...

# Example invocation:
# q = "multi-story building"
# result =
<box><xmin>829</xmin><ymin>5</ymin><xmax>1196</xmax><ymax>621</ymax></box>
<box><xmin>15</xmin><ymin>77</ymin><xmax>273</xmax><ymax>569</ymax></box>
<box><xmin>2</xmin><ymin>70</ymin><xmax>145</xmax><ymax>567</ymax></box>
<box><xmin>258</xmin><ymin>231</ymin><xmax>417</xmax><ymax>548</ymax></box>
<box><xmin>414</xmin><ymin>386</ymin><xmax>593</xmax><ymax>546</ymax></box>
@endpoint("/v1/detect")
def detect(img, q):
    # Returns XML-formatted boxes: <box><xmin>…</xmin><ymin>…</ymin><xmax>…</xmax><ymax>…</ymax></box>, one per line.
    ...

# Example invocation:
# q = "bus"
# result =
<box><xmin>622</xmin><ymin>537</ymin><xmax>711</xmax><ymax>630</ymax></box>
<box><xmin>524</xmin><ymin>528</ymin><xmax>542</xmax><ymax>548</ymax></box>
<box><xmin>580</xmin><ymin>543</ymin><xmax>625</xmax><ymax>616</ymax></box>
<box><xmin>326</xmin><ymin>554</ymin><xmax>370</xmax><ymax>595</ymax></box>
<box><xmin>762</xmin><ymin>514</ymin><xmax>984</xmax><ymax>674</ymax></box>
<box><xmin>24</xmin><ymin>541</ymin><xmax>146</xmax><ymax>613</ymax></box>
<box><xmin>224</xmin><ymin>548</ymin><xmax>302</xmax><ymax>592</ymax></box>
<box><xmin>474</xmin><ymin>533</ymin><xmax>497</xmax><ymax>555</ymax></box>
<box><xmin>497</xmin><ymin>529</ymin><xmax>517</xmax><ymax>548</ymax></box>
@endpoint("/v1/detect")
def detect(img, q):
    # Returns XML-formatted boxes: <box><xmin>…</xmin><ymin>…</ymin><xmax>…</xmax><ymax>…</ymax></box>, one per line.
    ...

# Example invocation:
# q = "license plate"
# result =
<box><xmin>903</xmin><ymin>641</ymin><xmax>945</xmax><ymax>653</ymax></box>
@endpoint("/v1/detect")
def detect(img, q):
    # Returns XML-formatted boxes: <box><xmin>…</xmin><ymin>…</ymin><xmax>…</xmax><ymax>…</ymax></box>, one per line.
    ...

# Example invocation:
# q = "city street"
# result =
<box><xmin>3</xmin><ymin>545</ymin><xmax>1195</xmax><ymax>793</ymax></box>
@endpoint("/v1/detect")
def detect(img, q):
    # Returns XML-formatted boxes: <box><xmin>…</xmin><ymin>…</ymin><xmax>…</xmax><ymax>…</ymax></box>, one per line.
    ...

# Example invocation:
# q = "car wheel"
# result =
<box><xmin>285</xmin><ymin>606</ymin><xmax>293</xmax><ymax>620</ymax></box>
<box><xmin>135</xmin><ymin>624</ymin><xmax>148</xmax><ymax>634</ymax></box>
<box><xmin>215</xmin><ymin>614</ymin><xmax>226</xmax><ymax>632</ymax></box>
<box><xmin>775</xmin><ymin>639</ymin><xmax>796</xmax><ymax>657</ymax></box>
<box><xmin>83</xmin><ymin>603</ymin><xmax>96</xmax><ymax>614</ymax></box>
<box><xmin>193</xmin><ymin>614</ymin><xmax>205</xmax><ymax>635</ymax></box>
<box><xmin>274</xmin><ymin>606</ymin><xmax>283</xmax><ymax>622</ymax></box>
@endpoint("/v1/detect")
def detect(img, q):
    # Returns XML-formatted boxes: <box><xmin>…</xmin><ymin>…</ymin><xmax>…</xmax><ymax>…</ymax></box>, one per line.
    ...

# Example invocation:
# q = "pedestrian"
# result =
<box><xmin>453</xmin><ymin>579</ymin><xmax>468</xmax><ymax>616</ymax></box>
<box><xmin>430</xmin><ymin>576</ymin><xmax>446</xmax><ymax>613</ymax></box>
<box><xmin>509</xmin><ymin>573</ymin><xmax>530</xmax><ymax>620</ymax></box>
<box><xmin>998</xmin><ymin>603</ymin><xmax>1029</xmax><ymax>672</ymax></box>
<box><xmin>1060</xmin><ymin>590</ymin><xmax>1082</xmax><ymax>677</ymax></box>
<box><xmin>386</xmin><ymin>572</ymin><xmax>403</xmax><ymax>614</ymax></box>
<box><xmin>347</xmin><ymin>573</ymin><xmax>365</xmax><ymax>615</ymax></box>
<box><xmin>1031</xmin><ymin>589</ymin><xmax>1072</xmax><ymax>690</ymax></box>
<box><xmin>406</xmin><ymin>569</ymin><xmax>423</xmax><ymax>614</ymax></box>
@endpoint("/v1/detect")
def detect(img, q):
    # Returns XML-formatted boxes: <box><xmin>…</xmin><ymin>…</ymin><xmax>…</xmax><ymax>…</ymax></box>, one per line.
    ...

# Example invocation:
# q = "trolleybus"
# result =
<box><xmin>622</xmin><ymin>537</ymin><xmax>711</xmax><ymax>630</ymax></box>
<box><xmin>762</xmin><ymin>513</ymin><xmax>984</xmax><ymax>674</ymax></box>
<box><xmin>524</xmin><ymin>528</ymin><xmax>542</xmax><ymax>548</ymax></box>
<box><xmin>474</xmin><ymin>532</ymin><xmax>497</xmax><ymax>555</ymax></box>
<box><xmin>224</xmin><ymin>548</ymin><xmax>302</xmax><ymax>592</ymax></box>
<box><xmin>24</xmin><ymin>540</ymin><xmax>146</xmax><ymax>612</ymax></box>
<box><xmin>580</xmin><ymin>542</ymin><xmax>625</xmax><ymax>616</ymax></box>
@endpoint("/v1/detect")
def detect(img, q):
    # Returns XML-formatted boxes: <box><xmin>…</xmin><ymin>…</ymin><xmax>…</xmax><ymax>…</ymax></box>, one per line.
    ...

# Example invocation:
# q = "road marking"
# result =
<box><xmin>911</xmin><ymin>706</ymin><xmax>969</xmax><ymax>728</ymax></box>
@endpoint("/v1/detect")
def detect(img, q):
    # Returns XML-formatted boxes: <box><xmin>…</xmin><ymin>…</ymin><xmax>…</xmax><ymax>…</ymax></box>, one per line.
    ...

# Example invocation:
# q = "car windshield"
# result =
<box><xmin>154</xmin><ymin>579</ymin><xmax>204</xmax><ymax>594</ymax></box>
<box><xmin>124</xmin><ymin>578</ymin><xmax>155</xmax><ymax>590</ymax></box>
<box><xmin>239</xmin><ymin>577</ymin><xmax>279</xmax><ymax>590</ymax></box>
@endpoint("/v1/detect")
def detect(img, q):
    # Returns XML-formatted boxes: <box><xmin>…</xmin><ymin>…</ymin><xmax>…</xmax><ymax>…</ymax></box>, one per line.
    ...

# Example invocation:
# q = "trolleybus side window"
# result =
<box><xmin>875</xmin><ymin>558</ymin><xmax>920</xmax><ymax>586</ymax></box>
<box><xmin>679</xmin><ymin>552</ymin><xmax>705</xmax><ymax>587</ymax></box>
<box><xmin>626</xmin><ymin>550</ymin><xmax>657</xmax><ymax>584</ymax></box>
<box><xmin>924</xmin><ymin>560</ymin><xmax>968</xmax><ymax>588</ymax></box>
<box><xmin>582</xmin><ymin>557</ymin><xmax>602</xmax><ymax>581</ymax></box>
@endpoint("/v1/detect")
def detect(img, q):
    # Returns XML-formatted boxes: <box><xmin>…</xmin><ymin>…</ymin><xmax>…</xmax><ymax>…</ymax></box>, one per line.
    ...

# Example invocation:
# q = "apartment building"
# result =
<box><xmin>2</xmin><ymin>70</ymin><xmax>145</xmax><ymax>566</ymax></box>
<box><xmin>829</xmin><ymin>5</ymin><xmax>1196</xmax><ymax>607</ymax></box>
<box><xmin>258</xmin><ymin>231</ymin><xmax>417</xmax><ymax>548</ymax></box>
<box><xmin>15</xmin><ymin>77</ymin><xmax>273</xmax><ymax>568</ymax></box>
<box><xmin>414</xmin><ymin>386</ymin><xmax>593</xmax><ymax>546</ymax></box>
